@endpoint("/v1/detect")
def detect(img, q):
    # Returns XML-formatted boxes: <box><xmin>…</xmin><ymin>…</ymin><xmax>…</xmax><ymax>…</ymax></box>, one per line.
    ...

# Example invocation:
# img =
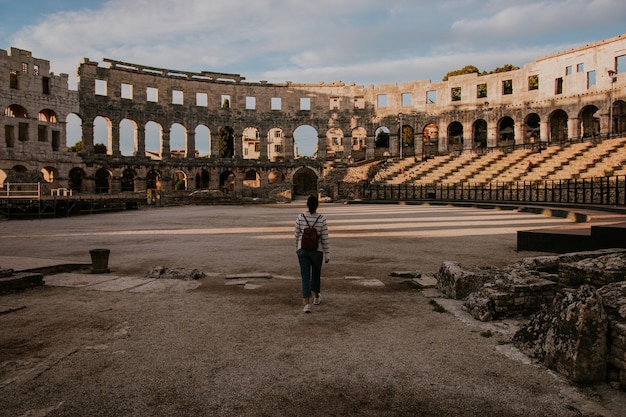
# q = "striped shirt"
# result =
<box><xmin>295</xmin><ymin>211</ymin><xmax>330</xmax><ymax>254</ymax></box>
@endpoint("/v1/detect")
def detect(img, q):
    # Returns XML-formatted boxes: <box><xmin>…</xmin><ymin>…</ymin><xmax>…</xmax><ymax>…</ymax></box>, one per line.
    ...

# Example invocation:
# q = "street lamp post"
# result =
<box><xmin>398</xmin><ymin>112</ymin><xmax>403</xmax><ymax>160</ymax></box>
<box><xmin>608</xmin><ymin>70</ymin><xmax>616</xmax><ymax>138</ymax></box>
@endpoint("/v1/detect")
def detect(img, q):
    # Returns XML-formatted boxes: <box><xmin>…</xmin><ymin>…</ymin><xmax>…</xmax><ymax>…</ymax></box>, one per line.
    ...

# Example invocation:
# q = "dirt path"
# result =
<box><xmin>1</xmin><ymin>203</ymin><xmax>624</xmax><ymax>417</ymax></box>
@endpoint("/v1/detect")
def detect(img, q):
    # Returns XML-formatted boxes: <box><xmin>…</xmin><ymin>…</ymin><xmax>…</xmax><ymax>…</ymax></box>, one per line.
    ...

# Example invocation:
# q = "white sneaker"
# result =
<box><xmin>313</xmin><ymin>294</ymin><xmax>321</xmax><ymax>305</ymax></box>
<box><xmin>303</xmin><ymin>304</ymin><xmax>311</xmax><ymax>313</ymax></box>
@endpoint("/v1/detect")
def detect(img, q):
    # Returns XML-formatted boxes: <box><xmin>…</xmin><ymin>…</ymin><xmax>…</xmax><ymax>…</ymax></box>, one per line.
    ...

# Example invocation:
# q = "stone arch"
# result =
<box><xmin>243</xmin><ymin>170</ymin><xmax>260</xmax><ymax>188</ymax></box>
<box><xmin>172</xmin><ymin>169</ymin><xmax>187</xmax><ymax>190</ymax></box>
<box><xmin>121</xmin><ymin>168</ymin><xmax>136</xmax><ymax>192</ymax></box>
<box><xmin>524</xmin><ymin>113</ymin><xmax>540</xmax><ymax>143</ymax></box>
<box><xmin>472</xmin><ymin>119</ymin><xmax>488</xmax><ymax>150</ymax></box>
<box><xmin>120</xmin><ymin>119</ymin><xmax>137</xmax><ymax>156</ymax></box>
<box><xmin>38</xmin><ymin>109</ymin><xmax>57</xmax><ymax>123</ymax></box>
<box><xmin>268</xmin><ymin>170</ymin><xmax>284</xmax><ymax>184</ymax></box>
<box><xmin>195</xmin><ymin>124</ymin><xmax>211</xmax><ymax>157</ymax></box>
<box><xmin>195</xmin><ymin>168</ymin><xmax>210</xmax><ymax>189</ymax></box>
<box><xmin>422</xmin><ymin>123</ymin><xmax>438</xmax><ymax>158</ymax></box>
<box><xmin>374</xmin><ymin>126</ymin><xmax>390</xmax><ymax>158</ymax></box>
<box><xmin>94</xmin><ymin>116</ymin><xmax>112</xmax><ymax>154</ymax></box>
<box><xmin>293</xmin><ymin>167</ymin><xmax>318</xmax><ymax>197</ymax></box>
<box><xmin>242</xmin><ymin>127</ymin><xmax>260</xmax><ymax>159</ymax></box>
<box><xmin>66</xmin><ymin>113</ymin><xmax>83</xmax><ymax>150</ymax></box>
<box><xmin>351</xmin><ymin>126</ymin><xmax>368</xmax><ymax>161</ymax></box>
<box><xmin>146</xmin><ymin>168</ymin><xmax>161</xmax><ymax>190</ymax></box>
<box><xmin>219</xmin><ymin>170</ymin><xmax>236</xmax><ymax>194</ymax></box>
<box><xmin>218</xmin><ymin>126</ymin><xmax>235</xmax><ymax>158</ymax></box>
<box><xmin>400</xmin><ymin>124</ymin><xmax>414</xmax><ymax>157</ymax></box>
<box><xmin>579</xmin><ymin>105</ymin><xmax>600</xmax><ymax>138</ymax></box>
<box><xmin>612</xmin><ymin>100</ymin><xmax>626</xmax><ymax>137</ymax></box>
<box><xmin>68</xmin><ymin>167</ymin><xmax>85</xmax><ymax>193</ymax></box>
<box><xmin>326</xmin><ymin>127</ymin><xmax>344</xmax><ymax>159</ymax></box>
<box><xmin>5</xmin><ymin>104</ymin><xmax>28</xmax><ymax>118</ymax></box>
<box><xmin>145</xmin><ymin>121</ymin><xmax>163</xmax><ymax>159</ymax></box>
<box><xmin>549</xmin><ymin>109</ymin><xmax>568</xmax><ymax>142</ymax></box>
<box><xmin>268</xmin><ymin>127</ymin><xmax>285</xmax><ymax>162</ymax></box>
<box><xmin>447</xmin><ymin>121</ymin><xmax>464</xmax><ymax>151</ymax></box>
<box><xmin>293</xmin><ymin>125</ymin><xmax>318</xmax><ymax>158</ymax></box>
<box><xmin>171</xmin><ymin>123</ymin><xmax>187</xmax><ymax>157</ymax></box>
<box><xmin>497</xmin><ymin>116</ymin><xmax>515</xmax><ymax>146</ymax></box>
<box><xmin>95</xmin><ymin>168</ymin><xmax>111</xmax><ymax>194</ymax></box>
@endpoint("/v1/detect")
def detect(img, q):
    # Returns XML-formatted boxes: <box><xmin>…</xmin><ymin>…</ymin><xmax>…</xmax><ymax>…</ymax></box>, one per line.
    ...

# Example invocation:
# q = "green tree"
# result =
<box><xmin>68</xmin><ymin>141</ymin><xmax>83</xmax><ymax>152</ymax></box>
<box><xmin>443</xmin><ymin>65</ymin><xmax>480</xmax><ymax>81</ymax></box>
<box><xmin>488</xmin><ymin>64</ymin><xmax>519</xmax><ymax>74</ymax></box>
<box><xmin>94</xmin><ymin>143</ymin><xmax>107</xmax><ymax>154</ymax></box>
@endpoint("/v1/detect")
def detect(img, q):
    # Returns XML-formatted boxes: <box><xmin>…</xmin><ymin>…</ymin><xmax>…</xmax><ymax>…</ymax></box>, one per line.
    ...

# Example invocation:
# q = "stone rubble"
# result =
<box><xmin>433</xmin><ymin>248</ymin><xmax>626</xmax><ymax>390</ymax></box>
<box><xmin>147</xmin><ymin>266</ymin><xmax>206</xmax><ymax>281</ymax></box>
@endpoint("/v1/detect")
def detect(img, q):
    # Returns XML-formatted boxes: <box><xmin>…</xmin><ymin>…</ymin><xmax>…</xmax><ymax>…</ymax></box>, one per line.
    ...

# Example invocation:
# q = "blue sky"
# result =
<box><xmin>2</xmin><ymin>0</ymin><xmax>625</xmax><ymax>156</ymax></box>
<box><xmin>2</xmin><ymin>0</ymin><xmax>625</xmax><ymax>87</ymax></box>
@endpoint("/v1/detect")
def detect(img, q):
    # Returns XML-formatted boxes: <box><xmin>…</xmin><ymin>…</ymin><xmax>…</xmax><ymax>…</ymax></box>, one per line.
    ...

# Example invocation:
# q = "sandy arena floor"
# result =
<box><xmin>1</xmin><ymin>202</ymin><xmax>625</xmax><ymax>417</ymax></box>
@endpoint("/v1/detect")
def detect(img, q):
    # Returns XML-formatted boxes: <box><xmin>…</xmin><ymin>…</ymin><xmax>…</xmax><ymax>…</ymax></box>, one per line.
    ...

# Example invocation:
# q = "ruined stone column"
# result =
<box><xmin>568</xmin><ymin>117</ymin><xmax>580</xmax><ymax>140</ymax></box>
<box><xmin>317</xmin><ymin>134</ymin><xmax>327</xmax><ymax>160</ymax></box>
<box><xmin>366</xmin><ymin>135</ymin><xmax>375</xmax><ymax>160</ymax></box>
<box><xmin>136</xmin><ymin>125</ymin><xmax>145</xmax><ymax>157</ymax></box>
<box><xmin>259</xmin><ymin>129</ymin><xmax>268</xmax><ymax>161</ymax></box>
<box><xmin>284</xmin><ymin>132</ymin><xmax>294</xmax><ymax>161</ymax></box>
<box><xmin>162</xmin><ymin>128</ymin><xmax>171</xmax><ymax>160</ymax></box>
<box><xmin>82</xmin><ymin>119</ymin><xmax>95</xmax><ymax>156</ymax></box>
<box><xmin>540</xmin><ymin>120</ymin><xmax>549</xmax><ymax>143</ymax></box>
<box><xmin>186</xmin><ymin>130</ymin><xmax>196</xmax><ymax>158</ymax></box>
<box><xmin>111</xmin><ymin>123</ymin><xmax>121</xmax><ymax>156</ymax></box>
<box><xmin>233</xmin><ymin>128</ymin><xmax>242</xmax><ymax>159</ymax></box>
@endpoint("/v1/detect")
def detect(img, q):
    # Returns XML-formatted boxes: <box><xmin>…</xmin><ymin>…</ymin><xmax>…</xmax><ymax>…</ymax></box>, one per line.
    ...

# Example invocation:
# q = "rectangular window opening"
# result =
<box><xmin>221</xmin><ymin>95</ymin><xmax>231</xmax><ymax>108</ymax></box>
<box><xmin>196</xmin><ymin>93</ymin><xmax>208</xmax><ymax>107</ymax></box>
<box><xmin>38</xmin><ymin>125</ymin><xmax>48</xmax><ymax>142</ymax></box>
<box><xmin>51</xmin><ymin>130</ymin><xmax>60</xmax><ymax>151</ymax></box>
<box><xmin>477</xmin><ymin>83</ymin><xmax>487</xmax><ymax>98</ymax></box>
<box><xmin>587</xmin><ymin>70</ymin><xmax>596</xmax><ymax>89</ymax></box>
<box><xmin>451</xmin><ymin>87</ymin><xmax>461</xmax><ymax>102</ymax></box>
<box><xmin>147</xmin><ymin>87</ymin><xmax>158</xmax><ymax>102</ymax></box>
<box><xmin>401</xmin><ymin>93</ymin><xmax>412</xmax><ymax>107</ymax></box>
<box><xmin>95</xmin><ymin>79</ymin><xmax>107</xmax><ymax>96</ymax></box>
<box><xmin>42</xmin><ymin>77</ymin><xmax>50</xmax><ymax>94</ymax></box>
<box><xmin>426</xmin><ymin>90</ymin><xmax>437</xmax><ymax>104</ymax></box>
<box><xmin>271</xmin><ymin>97</ymin><xmax>281</xmax><ymax>110</ymax></box>
<box><xmin>502</xmin><ymin>79</ymin><xmax>513</xmax><ymax>95</ymax></box>
<box><xmin>121</xmin><ymin>83</ymin><xmax>133</xmax><ymax>100</ymax></box>
<box><xmin>528</xmin><ymin>75</ymin><xmax>539</xmax><ymax>91</ymax></box>
<box><xmin>555</xmin><ymin>77</ymin><xmax>563</xmax><ymax>95</ymax></box>
<box><xmin>577</xmin><ymin>63</ymin><xmax>584</xmax><ymax>73</ymax></box>
<box><xmin>21</xmin><ymin>62</ymin><xmax>28</xmax><ymax>74</ymax></box>
<box><xmin>33</xmin><ymin>64</ymin><xmax>39</xmax><ymax>76</ymax></box>
<box><xmin>300</xmin><ymin>97</ymin><xmax>311</xmax><ymax>110</ymax></box>
<box><xmin>246</xmin><ymin>96</ymin><xmax>256</xmax><ymax>110</ymax></box>
<box><xmin>10</xmin><ymin>71</ymin><xmax>18</xmax><ymax>89</ymax></box>
<box><xmin>566</xmin><ymin>66</ymin><xmax>572</xmax><ymax>76</ymax></box>
<box><xmin>377</xmin><ymin>94</ymin><xmax>388</xmax><ymax>108</ymax></box>
<box><xmin>172</xmin><ymin>90</ymin><xmax>183</xmax><ymax>105</ymax></box>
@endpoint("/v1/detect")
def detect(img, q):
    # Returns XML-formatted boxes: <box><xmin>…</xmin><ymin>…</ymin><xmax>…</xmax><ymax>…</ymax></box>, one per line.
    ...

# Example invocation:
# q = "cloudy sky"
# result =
<box><xmin>1</xmin><ymin>0</ymin><xmax>625</xmax><ymax>89</ymax></box>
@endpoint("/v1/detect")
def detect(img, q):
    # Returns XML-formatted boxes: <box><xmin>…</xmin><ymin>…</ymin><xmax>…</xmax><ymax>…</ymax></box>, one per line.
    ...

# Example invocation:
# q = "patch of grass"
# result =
<box><xmin>428</xmin><ymin>299</ymin><xmax>446</xmax><ymax>313</ymax></box>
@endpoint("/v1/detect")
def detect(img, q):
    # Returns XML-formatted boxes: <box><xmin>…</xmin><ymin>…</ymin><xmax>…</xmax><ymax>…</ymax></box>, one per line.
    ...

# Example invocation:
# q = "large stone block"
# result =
<box><xmin>436</xmin><ymin>261</ymin><xmax>495</xmax><ymax>300</ymax></box>
<box><xmin>513</xmin><ymin>285</ymin><xmax>608</xmax><ymax>384</ymax></box>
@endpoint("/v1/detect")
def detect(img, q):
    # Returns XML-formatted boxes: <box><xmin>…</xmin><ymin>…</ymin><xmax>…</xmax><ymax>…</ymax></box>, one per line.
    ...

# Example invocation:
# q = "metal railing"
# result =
<box><xmin>0</xmin><ymin>183</ymin><xmax>41</xmax><ymax>199</ymax></box>
<box><xmin>352</xmin><ymin>176</ymin><xmax>626</xmax><ymax>207</ymax></box>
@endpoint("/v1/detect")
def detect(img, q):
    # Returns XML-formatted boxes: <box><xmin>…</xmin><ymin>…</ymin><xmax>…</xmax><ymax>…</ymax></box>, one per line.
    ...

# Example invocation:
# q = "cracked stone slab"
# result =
<box><xmin>44</xmin><ymin>273</ymin><xmax>118</xmax><ymax>288</ymax></box>
<box><xmin>359</xmin><ymin>279</ymin><xmax>385</xmax><ymax>287</ymax></box>
<box><xmin>412</xmin><ymin>274</ymin><xmax>438</xmax><ymax>288</ymax></box>
<box><xmin>244</xmin><ymin>283</ymin><xmax>262</xmax><ymax>290</ymax></box>
<box><xmin>129</xmin><ymin>279</ymin><xmax>201</xmax><ymax>293</ymax></box>
<box><xmin>272</xmin><ymin>275</ymin><xmax>298</xmax><ymax>280</ymax></box>
<box><xmin>225</xmin><ymin>279</ymin><xmax>249</xmax><ymax>286</ymax></box>
<box><xmin>87</xmin><ymin>276</ymin><xmax>154</xmax><ymax>292</ymax></box>
<box><xmin>225</xmin><ymin>272</ymin><xmax>272</xmax><ymax>279</ymax></box>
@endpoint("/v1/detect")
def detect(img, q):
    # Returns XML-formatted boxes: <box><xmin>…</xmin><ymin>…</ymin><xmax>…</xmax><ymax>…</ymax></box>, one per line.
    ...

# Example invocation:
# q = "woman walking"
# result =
<box><xmin>295</xmin><ymin>195</ymin><xmax>330</xmax><ymax>313</ymax></box>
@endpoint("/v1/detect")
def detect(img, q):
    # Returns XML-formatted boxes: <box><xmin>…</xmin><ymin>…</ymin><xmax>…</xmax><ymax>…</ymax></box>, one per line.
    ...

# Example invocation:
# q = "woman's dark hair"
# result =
<box><xmin>307</xmin><ymin>195</ymin><xmax>319</xmax><ymax>213</ymax></box>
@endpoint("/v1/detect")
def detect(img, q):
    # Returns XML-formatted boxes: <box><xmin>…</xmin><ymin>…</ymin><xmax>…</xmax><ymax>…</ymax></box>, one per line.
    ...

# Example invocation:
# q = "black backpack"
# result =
<box><xmin>301</xmin><ymin>215</ymin><xmax>321</xmax><ymax>250</ymax></box>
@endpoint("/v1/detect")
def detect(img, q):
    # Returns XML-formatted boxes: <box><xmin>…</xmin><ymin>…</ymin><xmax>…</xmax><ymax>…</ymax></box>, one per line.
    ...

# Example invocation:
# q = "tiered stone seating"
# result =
<box><xmin>412</xmin><ymin>153</ymin><xmax>474</xmax><ymax>185</ymax></box>
<box><xmin>443</xmin><ymin>150</ymin><xmax>503</xmax><ymax>184</ymax></box>
<box><xmin>400</xmin><ymin>154</ymin><xmax>453</xmax><ymax>184</ymax></box>
<box><xmin>370</xmin><ymin>136</ymin><xmax>626</xmax><ymax>187</ymax></box>
<box><xmin>517</xmin><ymin>141</ymin><xmax>594</xmax><ymax>182</ymax></box>
<box><xmin>577</xmin><ymin>137</ymin><xmax>626</xmax><ymax>178</ymax></box>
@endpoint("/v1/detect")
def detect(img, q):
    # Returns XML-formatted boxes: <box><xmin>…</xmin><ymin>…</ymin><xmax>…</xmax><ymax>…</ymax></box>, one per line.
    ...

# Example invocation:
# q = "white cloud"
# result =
<box><xmin>6</xmin><ymin>0</ymin><xmax>625</xmax><ymax>88</ymax></box>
